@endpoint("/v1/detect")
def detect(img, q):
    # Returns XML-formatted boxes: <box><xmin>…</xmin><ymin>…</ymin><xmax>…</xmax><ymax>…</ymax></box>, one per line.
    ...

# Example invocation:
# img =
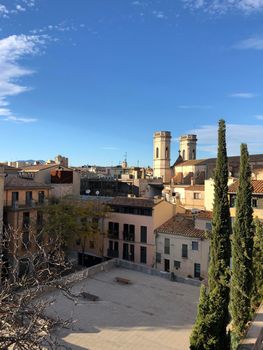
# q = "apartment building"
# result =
<box><xmin>3</xmin><ymin>174</ymin><xmax>51</xmax><ymax>274</ymax></box>
<box><xmin>104</xmin><ymin>196</ymin><xmax>174</xmax><ymax>266</ymax></box>
<box><xmin>19</xmin><ymin>164</ymin><xmax>80</xmax><ymax>198</ymax></box>
<box><xmin>155</xmin><ymin>211</ymin><xmax>211</xmax><ymax>279</ymax></box>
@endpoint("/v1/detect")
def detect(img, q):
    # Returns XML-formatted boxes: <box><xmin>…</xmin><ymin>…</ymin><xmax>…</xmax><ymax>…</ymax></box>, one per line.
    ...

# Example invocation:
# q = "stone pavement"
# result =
<box><xmin>45</xmin><ymin>267</ymin><xmax>200</xmax><ymax>350</ymax></box>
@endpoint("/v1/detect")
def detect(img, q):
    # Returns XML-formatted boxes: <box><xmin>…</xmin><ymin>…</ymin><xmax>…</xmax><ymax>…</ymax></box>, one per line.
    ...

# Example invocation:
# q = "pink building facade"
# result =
<box><xmin>103</xmin><ymin>197</ymin><xmax>174</xmax><ymax>267</ymax></box>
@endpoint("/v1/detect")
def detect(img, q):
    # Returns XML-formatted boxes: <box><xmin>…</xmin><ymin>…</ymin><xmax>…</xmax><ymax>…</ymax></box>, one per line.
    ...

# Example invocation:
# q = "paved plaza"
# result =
<box><xmin>46</xmin><ymin>267</ymin><xmax>200</xmax><ymax>350</ymax></box>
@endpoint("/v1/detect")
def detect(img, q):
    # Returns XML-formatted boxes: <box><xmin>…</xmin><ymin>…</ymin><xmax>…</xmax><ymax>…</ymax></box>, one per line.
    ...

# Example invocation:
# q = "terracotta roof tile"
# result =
<box><xmin>186</xmin><ymin>185</ymin><xmax>205</xmax><ymax>191</ymax></box>
<box><xmin>229</xmin><ymin>180</ymin><xmax>263</xmax><ymax>194</ymax></box>
<box><xmin>156</xmin><ymin>214</ymin><xmax>206</xmax><ymax>239</ymax></box>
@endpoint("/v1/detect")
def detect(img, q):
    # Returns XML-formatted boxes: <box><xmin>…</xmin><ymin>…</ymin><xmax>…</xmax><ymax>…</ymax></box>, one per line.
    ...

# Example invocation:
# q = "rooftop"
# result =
<box><xmin>229</xmin><ymin>180</ymin><xmax>263</xmax><ymax>194</ymax></box>
<box><xmin>4</xmin><ymin>175</ymin><xmax>51</xmax><ymax>190</ymax></box>
<box><xmin>109</xmin><ymin>196</ymin><xmax>163</xmax><ymax>208</ymax></box>
<box><xmin>21</xmin><ymin>164</ymin><xmax>72</xmax><ymax>172</ymax></box>
<box><xmin>46</xmin><ymin>265</ymin><xmax>200</xmax><ymax>350</ymax></box>
<box><xmin>156</xmin><ymin>213</ymin><xmax>206</xmax><ymax>239</ymax></box>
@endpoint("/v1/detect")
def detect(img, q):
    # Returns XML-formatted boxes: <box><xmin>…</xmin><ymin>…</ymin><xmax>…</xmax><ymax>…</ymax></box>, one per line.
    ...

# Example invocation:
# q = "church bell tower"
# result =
<box><xmin>153</xmin><ymin>131</ymin><xmax>171</xmax><ymax>183</ymax></box>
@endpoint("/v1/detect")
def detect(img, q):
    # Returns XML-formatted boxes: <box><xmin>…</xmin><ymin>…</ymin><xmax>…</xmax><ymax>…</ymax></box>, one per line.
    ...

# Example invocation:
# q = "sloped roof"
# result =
<box><xmin>185</xmin><ymin>185</ymin><xmax>205</xmax><ymax>191</ymax></box>
<box><xmin>229</xmin><ymin>180</ymin><xmax>263</xmax><ymax>194</ymax></box>
<box><xmin>156</xmin><ymin>213</ymin><xmax>206</xmax><ymax>239</ymax></box>
<box><xmin>4</xmin><ymin>175</ymin><xmax>51</xmax><ymax>190</ymax></box>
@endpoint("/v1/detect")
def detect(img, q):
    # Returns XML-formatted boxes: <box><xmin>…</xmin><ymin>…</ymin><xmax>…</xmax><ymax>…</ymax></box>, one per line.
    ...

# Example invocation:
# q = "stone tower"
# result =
<box><xmin>179</xmin><ymin>134</ymin><xmax>197</xmax><ymax>161</ymax></box>
<box><xmin>153</xmin><ymin>131</ymin><xmax>171</xmax><ymax>183</ymax></box>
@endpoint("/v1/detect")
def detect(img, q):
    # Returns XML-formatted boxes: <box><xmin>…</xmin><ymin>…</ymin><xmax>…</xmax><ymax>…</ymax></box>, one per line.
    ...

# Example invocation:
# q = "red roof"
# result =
<box><xmin>229</xmin><ymin>180</ymin><xmax>263</xmax><ymax>194</ymax></box>
<box><xmin>156</xmin><ymin>213</ymin><xmax>207</xmax><ymax>239</ymax></box>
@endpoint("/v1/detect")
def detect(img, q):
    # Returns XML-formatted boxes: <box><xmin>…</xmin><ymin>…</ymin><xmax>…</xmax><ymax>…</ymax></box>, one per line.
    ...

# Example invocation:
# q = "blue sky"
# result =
<box><xmin>1</xmin><ymin>0</ymin><xmax>263</xmax><ymax>166</ymax></box>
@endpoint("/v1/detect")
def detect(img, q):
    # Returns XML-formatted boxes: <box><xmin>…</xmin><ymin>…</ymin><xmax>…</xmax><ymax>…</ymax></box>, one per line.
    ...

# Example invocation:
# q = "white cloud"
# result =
<box><xmin>188</xmin><ymin>123</ymin><xmax>263</xmax><ymax>156</ymax></box>
<box><xmin>255</xmin><ymin>114</ymin><xmax>263</xmax><ymax>120</ymax></box>
<box><xmin>0</xmin><ymin>1</ymin><xmax>36</xmax><ymax>18</ymax></box>
<box><xmin>183</xmin><ymin>0</ymin><xmax>263</xmax><ymax>13</ymax></box>
<box><xmin>152</xmin><ymin>10</ymin><xmax>167</xmax><ymax>19</ymax></box>
<box><xmin>229</xmin><ymin>92</ymin><xmax>256</xmax><ymax>98</ymax></box>
<box><xmin>234</xmin><ymin>37</ymin><xmax>263</xmax><ymax>50</ymax></box>
<box><xmin>0</xmin><ymin>34</ymin><xmax>47</xmax><ymax>123</ymax></box>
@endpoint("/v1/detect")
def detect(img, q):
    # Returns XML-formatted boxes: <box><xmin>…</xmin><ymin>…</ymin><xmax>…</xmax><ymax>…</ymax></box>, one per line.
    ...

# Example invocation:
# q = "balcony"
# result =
<box><xmin>107</xmin><ymin>249</ymin><xmax>119</xmax><ymax>258</ymax></box>
<box><xmin>123</xmin><ymin>233</ymin><xmax>135</xmax><ymax>242</ymax></box>
<box><xmin>108</xmin><ymin>231</ymin><xmax>119</xmax><ymax>240</ymax></box>
<box><xmin>4</xmin><ymin>199</ymin><xmax>49</xmax><ymax>211</ymax></box>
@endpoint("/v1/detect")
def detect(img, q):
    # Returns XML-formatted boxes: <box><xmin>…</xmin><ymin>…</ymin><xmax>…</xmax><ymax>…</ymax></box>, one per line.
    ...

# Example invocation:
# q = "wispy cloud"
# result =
<box><xmin>188</xmin><ymin>123</ymin><xmax>263</xmax><ymax>156</ymax></box>
<box><xmin>0</xmin><ymin>34</ymin><xmax>47</xmax><ymax>123</ymax></box>
<box><xmin>152</xmin><ymin>10</ymin><xmax>167</xmax><ymax>19</ymax></box>
<box><xmin>234</xmin><ymin>37</ymin><xmax>263</xmax><ymax>50</ymax></box>
<box><xmin>229</xmin><ymin>92</ymin><xmax>256</xmax><ymax>98</ymax></box>
<box><xmin>0</xmin><ymin>0</ymin><xmax>36</xmax><ymax>18</ymax></box>
<box><xmin>255</xmin><ymin>114</ymin><xmax>263</xmax><ymax>120</ymax></box>
<box><xmin>178</xmin><ymin>104</ymin><xmax>212</xmax><ymax>109</ymax></box>
<box><xmin>183</xmin><ymin>0</ymin><xmax>263</xmax><ymax>14</ymax></box>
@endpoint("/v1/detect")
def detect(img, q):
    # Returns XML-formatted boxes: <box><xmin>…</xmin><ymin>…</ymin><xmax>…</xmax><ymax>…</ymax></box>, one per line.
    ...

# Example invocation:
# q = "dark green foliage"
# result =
<box><xmin>190</xmin><ymin>285</ymin><xmax>209</xmax><ymax>349</ymax></box>
<box><xmin>190</xmin><ymin>120</ymin><xmax>232</xmax><ymax>350</ymax></box>
<box><xmin>230</xmin><ymin>144</ymin><xmax>254</xmax><ymax>348</ymax></box>
<box><xmin>252</xmin><ymin>218</ymin><xmax>263</xmax><ymax>308</ymax></box>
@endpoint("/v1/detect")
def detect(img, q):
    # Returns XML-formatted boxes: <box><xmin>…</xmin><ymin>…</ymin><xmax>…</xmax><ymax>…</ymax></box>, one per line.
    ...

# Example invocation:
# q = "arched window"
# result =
<box><xmin>165</xmin><ymin>147</ymin><xmax>169</xmax><ymax>159</ymax></box>
<box><xmin>182</xmin><ymin>150</ymin><xmax>185</xmax><ymax>160</ymax></box>
<box><xmin>156</xmin><ymin>147</ymin><xmax>159</xmax><ymax>158</ymax></box>
<box><xmin>192</xmin><ymin>149</ymin><xmax>195</xmax><ymax>159</ymax></box>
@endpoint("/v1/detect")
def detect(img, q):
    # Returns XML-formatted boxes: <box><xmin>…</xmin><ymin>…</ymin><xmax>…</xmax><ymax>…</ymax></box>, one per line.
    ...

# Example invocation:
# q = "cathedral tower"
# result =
<box><xmin>153</xmin><ymin>131</ymin><xmax>171</xmax><ymax>183</ymax></box>
<box><xmin>179</xmin><ymin>134</ymin><xmax>197</xmax><ymax>161</ymax></box>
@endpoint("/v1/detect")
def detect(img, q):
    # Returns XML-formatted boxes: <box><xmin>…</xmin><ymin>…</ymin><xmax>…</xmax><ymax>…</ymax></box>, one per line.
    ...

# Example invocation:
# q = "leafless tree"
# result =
<box><xmin>0</xmin><ymin>226</ymin><xmax>75</xmax><ymax>350</ymax></box>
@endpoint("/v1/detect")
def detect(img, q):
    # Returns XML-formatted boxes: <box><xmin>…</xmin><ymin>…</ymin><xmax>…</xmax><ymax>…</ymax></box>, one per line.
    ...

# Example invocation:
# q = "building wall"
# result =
<box><xmin>184</xmin><ymin>190</ymin><xmax>205</xmax><ymax>209</ymax></box>
<box><xmin>179</xmin><ymin>135</ymin><xmax>197</xmax><ymax>161</ymax></box>
<box><xmin>204</xmin><ymin>177</ymin><xmax>236</xmax><ymax>211</ymax></box>
<box><xmin>103</xmin><ymin>200</ymin><xmax>174</xmax><ymax>267</ymax></box>
<box><xmin>156</xmin><ymin>233</ymin><xmax>209</xmax><ymax>279</ymax></box>
<box><xmin>104</xmin><ymin>212</ymin><xmax>155</xmax><ymax>266</ymax></box>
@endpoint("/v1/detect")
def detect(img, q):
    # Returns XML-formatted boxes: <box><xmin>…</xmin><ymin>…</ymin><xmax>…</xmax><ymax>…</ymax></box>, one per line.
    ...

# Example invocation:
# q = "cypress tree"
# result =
<box><xmin>190</xmin><ymin>285</ymin><xmax>210</xmax><ymax>350</ymax></box>
<box><xmin>190</xmin><ymin>119</ymin><xmax>232</xmax><ymax>350</ymax></box>
<box><xmin>252</xmin><ymin>218</ymin><xmax>263</xmax><ymax>308</ymax></box>
<box><xmin>230</xmin><ymin>144</ymin><xmax>254</xmax><ymax>348</ymax></box>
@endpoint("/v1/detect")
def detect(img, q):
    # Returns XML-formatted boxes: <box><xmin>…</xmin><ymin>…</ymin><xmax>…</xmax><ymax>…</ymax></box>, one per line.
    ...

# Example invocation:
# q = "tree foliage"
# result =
<box><xmin>190</xmin><ymin>119</ymin><xmax>232</xmax><ymax>350</ymax></box>
<box><xmin>230</xmin><ymin>144</ymin><xmax>254</xmax><ymax>348</ymax></box>
<box><xmin>252</xmin><ymin>218</ymin><xmax>263</xmax><ymax>308</ymax></box>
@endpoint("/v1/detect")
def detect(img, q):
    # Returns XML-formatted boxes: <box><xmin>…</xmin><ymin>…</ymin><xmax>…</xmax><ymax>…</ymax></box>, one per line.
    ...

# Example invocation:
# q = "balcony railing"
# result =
<box><xmin>5</xmin><ymin>199</ymin><xmax>49</xmax><ymax>210</ymax></box>
<box><xmin>107</xmin><ymin>249</ymin><xmax>119</xmax><ymax>258</ymax></box>
<box><xmin>123</xmin><ymin>233</ymin><xmax>135</xmax><ymax>242</ymax></box>
<box><xmin>108</xmin><ymin>231</ymin><xmax>119</xmax><ymax>240</ymax></box>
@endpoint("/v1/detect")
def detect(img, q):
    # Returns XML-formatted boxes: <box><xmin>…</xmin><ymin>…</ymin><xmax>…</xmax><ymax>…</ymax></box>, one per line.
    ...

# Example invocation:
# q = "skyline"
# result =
<box><xmin>1</xmin><ymin>0</ymin><xmax>263</xmax><ymax>166</ymax></box>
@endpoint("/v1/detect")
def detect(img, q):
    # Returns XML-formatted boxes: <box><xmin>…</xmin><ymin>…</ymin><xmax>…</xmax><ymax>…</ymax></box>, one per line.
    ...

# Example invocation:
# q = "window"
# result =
<box><xmin>38</xmin><ymin>191</ymin><xmax>45</xmax><ymax>204</ymax></box>
<box><xmin>174</xmin><ymin>260</ymin><xmax>181</xmax><ymax>269</ymax></box>
<box><xmin>164</xmin><ymin>238</ymin><xmax>170</xmax><ymax>255</ymax></box>
<box><xmin>76</xmin><ymin>238</ymin><xmax>81</xmax><ymax>246</ymax></box>
<box><xmin>156</xmin><ymin>252</ymin><xmax>161</xmax><ymax>263</ymax></box>
<box><xmin>12</xmin><ymin>192</ymin><xmax>19</xmax><ymax>207</ymax></box>
<box><xmin>252</xmin><ymin>198</ymin><xmax>258</xmax><ymax>208</ymax></box>
<box><xmin>123</xmin><ymin>243</ymin><xmax>134</xmax><ymax>261</ymax></box>
<box><xmin>182</xmin><ymin>244</ymin><xmax>188</xmax><ymax>258</ymax></box>
<box><xmin>140</xmin><ymin>246</ymin><xmax>147</xmax><ymax>264</ymax></box>
<box><xmin>192</xmin><ymin>241</ymin><xmax>199</xmax><ymax>251</ymax></box>
<box><xmin>193</xmin><ymin>192</ymin><xmax>201</xmax><ymax>199</ymax></box>
<box><xmin>140</xmin><ymin>226</ymin><xmax>147</xmax><ymax>243</ymax></box>
<box><xmin>164</xmin><ymin>259</ymin><xmax>170</xmax><ymax>272</ymax></box>
<box><xmin>108</xmin><ymin>222</ymin><xmax>119</xmax><ymax>238</ymax></box>
<box><xmin>25</xmin><ymin>191</ymin><xmax>32</xmax><ymax>205</ymax></box>
<box><xmin>230</xmin><ymin>195</ymin><xmax>236</xmax><ymax>208</ymax></box>
<box><xmin>182</xmin><ymin>150</ymin><xmax>185</xmax><ymax>160</ymax></box>
<box><xmin>156</xmin><ymin>147</ymin><xmax>159</xmax><ymax>158</ymax></box>
<box><xmin>194</xmin><ymin>263</ymin><xmax>201</xmax><ymax>278</ymax></box>
<box><xmin>205</xmin><ymin>222</ymin><xmax>212</xmax><ymax>231</ymax></box>
<box><xmin>89</xmin><ymin>241</ymin><xmax>95</xmax><ymax>249</ymax></box>
<box><xmin>165</xmin><ymin>147</ymin><xmax>169</xmax><ymax>159</ymax></box>
<box><xmin>123</xmin><ymin>224</ymin><xmax>135</xmax><ymax>241</ymax></box>
<box><xmin>23</xmin><ymin>212</ymin><xmax>30</xmax><ymax>229</ymax></box>
<box><xmin>192</xmin><ymin>149</ymin><xmax>196</xmax><ymax>159</ymax></box>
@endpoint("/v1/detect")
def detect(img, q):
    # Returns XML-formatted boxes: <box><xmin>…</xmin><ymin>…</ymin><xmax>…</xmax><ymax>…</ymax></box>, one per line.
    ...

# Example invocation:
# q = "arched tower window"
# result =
<box><xmin>156</xmin><ymin>147</ymin><xmax>159</xmax><ymax>158</ymax></box>
<box><xmin>182</xmin><ymin>150</ymin><xmax>185</xmax><ymax>160</ymax></box>
<box><xmin>192</xmin><ymin>149</ymin><xmax>196</xmax><ymax>159</ymax></box>
<box><xmin>165</xmin><ymin>147</ymin><xmax>169</xmax><ymax>159</ymax></box>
